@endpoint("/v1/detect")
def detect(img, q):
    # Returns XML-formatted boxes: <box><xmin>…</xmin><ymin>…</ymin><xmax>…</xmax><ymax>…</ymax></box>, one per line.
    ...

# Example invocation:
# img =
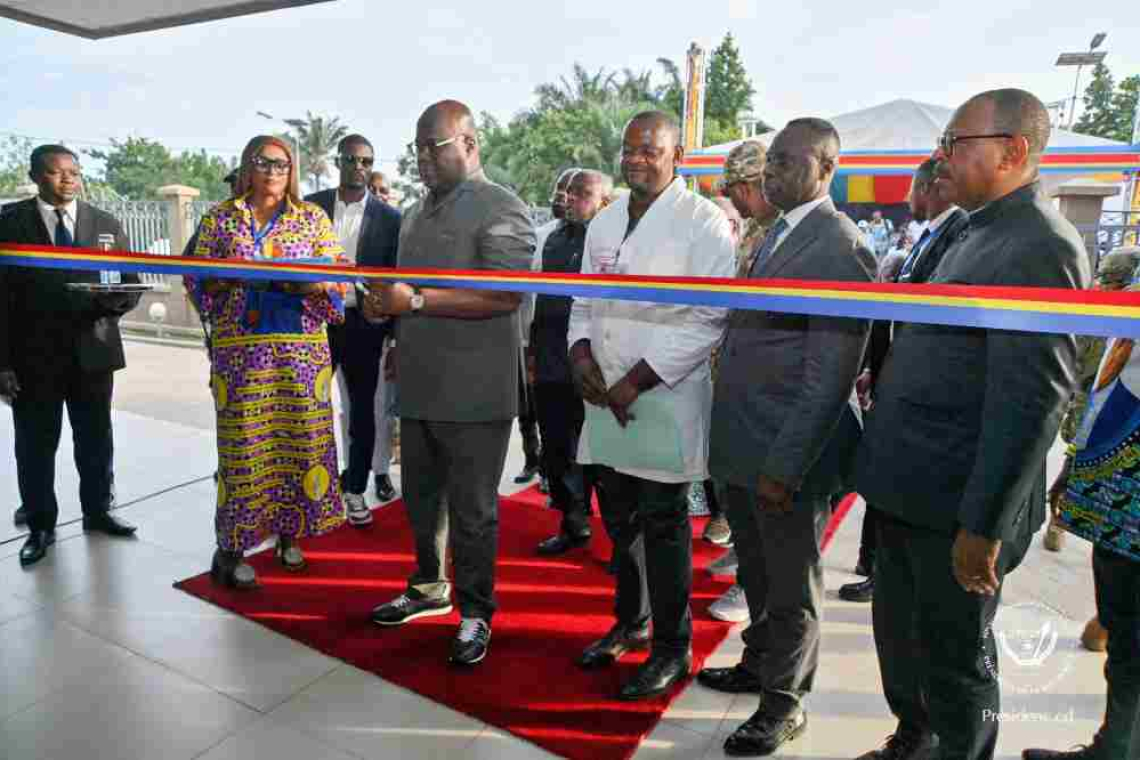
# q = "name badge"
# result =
<box><xmin>592</xmin><ymin>247</ymin><xmax>621</xmax><ymax>274</ymax></box>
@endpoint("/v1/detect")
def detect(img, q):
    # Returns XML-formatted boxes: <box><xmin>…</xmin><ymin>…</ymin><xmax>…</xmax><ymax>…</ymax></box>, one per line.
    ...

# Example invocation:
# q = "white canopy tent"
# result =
<box><xmin>0</xmin><ymin>0</ymin><xmax>334</xmax><ymax>39</ymax></box>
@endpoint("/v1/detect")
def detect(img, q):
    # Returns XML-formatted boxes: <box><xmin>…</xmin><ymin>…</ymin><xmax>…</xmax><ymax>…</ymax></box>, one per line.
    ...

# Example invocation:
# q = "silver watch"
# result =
<box><xmin>409</xmin><ymin>288</ymin><xmax>425</xmax><ymax>313</ymax></box>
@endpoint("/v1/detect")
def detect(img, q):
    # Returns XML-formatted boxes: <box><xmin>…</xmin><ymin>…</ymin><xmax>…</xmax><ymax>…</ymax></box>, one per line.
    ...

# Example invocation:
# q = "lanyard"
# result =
<box><xmin>249</xmin><ymin>206</ymin><xmax>284</xmax><ymax>257</ymax></box>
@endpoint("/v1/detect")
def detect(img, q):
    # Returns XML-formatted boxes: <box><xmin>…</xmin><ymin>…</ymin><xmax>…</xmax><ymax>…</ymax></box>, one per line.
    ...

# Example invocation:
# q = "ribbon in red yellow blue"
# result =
<box><xmin>3</xmin><ymin>242</ymin><xmax>1140</xmax><ymax>339</ymax></box>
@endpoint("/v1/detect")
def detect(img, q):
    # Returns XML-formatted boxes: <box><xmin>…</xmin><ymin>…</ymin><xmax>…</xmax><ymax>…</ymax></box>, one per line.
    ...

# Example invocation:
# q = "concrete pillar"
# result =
<box><xmin>157</xmin><ymin>184</ymin><xmax>201</xmax><ymax>257</ymax></box>
<box><xmin>1050</xmin><ymin>181</ymin><xmax>1121</xmax><ymax>268</ymax></box>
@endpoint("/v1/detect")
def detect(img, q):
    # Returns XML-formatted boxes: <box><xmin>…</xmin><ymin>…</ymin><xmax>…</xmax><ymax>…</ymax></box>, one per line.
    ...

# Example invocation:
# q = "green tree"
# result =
<box><xmin>1110</xmin><ymin>75</ymin><xmax>1140</xmax><ymax>142</ymax></box>
<box><xmin>705</xmin><ymin>33</ymin><xmax>756</xmax><ymax>127</ymax></box>
<box><xmin>282</xmin><ymin>112</ymin><xmax>349</xmax><ymax>191</ymax></box>
<box><xmin>0</xmin><ymin>135</ymin><xmax>36</xmax><ymax>196</ymax></box>
<box><xmin>86</xmin><ymin>137</ymin><xmax>175</xmax><ymax>200</ymax></box>
<box><xmin>85</xmin><ymin>137</ymin><xmax>235</xmax><ymax>200</ymax></box>
<box><xmin>1075</xmin><ymin>63</ymin><xmax>1117</xmax><ymax>138</ymax></box>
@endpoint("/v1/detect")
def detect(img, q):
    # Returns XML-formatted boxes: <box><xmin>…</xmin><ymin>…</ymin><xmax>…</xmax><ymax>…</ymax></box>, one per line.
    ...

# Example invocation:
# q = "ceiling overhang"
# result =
<box><xmin>0</xmin><ymin>1</ymin><xmax>335</xmax><ymax>39</ymax></box>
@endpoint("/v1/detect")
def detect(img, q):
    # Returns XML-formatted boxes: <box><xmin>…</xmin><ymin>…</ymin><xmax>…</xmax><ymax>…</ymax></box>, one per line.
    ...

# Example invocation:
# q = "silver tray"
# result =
<box><xmin>65</xmin><ymin>283</ymin><xmax>156</xmax><ymax>293</ymax></box>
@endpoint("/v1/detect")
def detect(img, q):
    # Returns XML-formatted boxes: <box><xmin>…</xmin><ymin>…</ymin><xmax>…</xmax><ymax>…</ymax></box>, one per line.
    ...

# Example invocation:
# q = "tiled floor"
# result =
<box><xmin>0</xmin><ymin>341</ymin><xmax>1113</xmax><ymax>759</ymax></box>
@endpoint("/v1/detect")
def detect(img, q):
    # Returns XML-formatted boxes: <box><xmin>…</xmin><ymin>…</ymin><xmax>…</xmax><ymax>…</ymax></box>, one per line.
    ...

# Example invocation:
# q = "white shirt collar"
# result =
<box><xmin>37</xmin><ymin>196</ymin><xmax>78</xmax><ymax>220</ymax></box>
<box><xmin>334</xmin><ymin>188</ymin><xmax>369</xmax><ymax>210</ymax></box>
<box><xmin>777</xmin><ymin>195</ymin><xmax>829</xmax><ymax>239</ymax></box>
<box><xmin>927</xmin><ymin>205</ymin><xmax>960</xmax><ymax>233</ymax></box>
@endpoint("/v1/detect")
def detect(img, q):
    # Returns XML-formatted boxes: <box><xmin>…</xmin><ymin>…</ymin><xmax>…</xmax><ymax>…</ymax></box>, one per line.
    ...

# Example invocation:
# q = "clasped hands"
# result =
<box><xmin>569</xmin><ymin>341</ymin><xmax>641</xmax><ymax>428</ymax></box>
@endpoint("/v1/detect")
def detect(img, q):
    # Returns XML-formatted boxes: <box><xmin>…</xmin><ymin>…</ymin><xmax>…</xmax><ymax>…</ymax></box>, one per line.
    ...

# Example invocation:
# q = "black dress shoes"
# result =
<box><xmin>578</xmin><ymin>621</ymin><xmax>651</xmax><ymax>669</ymax></box>
<box><xmin>839</xmin><ymin>577</ymin><xmax>874</xmax><ymax>603</ymax></box>
<box><xmin>14</xmin><ymin>504</ymin><xmax>27</xmax><ymax>527</ymax></box>
<box><xmin>82</xmin><ymin>513</ymin><xmax>138</xmax><ymax>537</ymax></box>
<box><xmin>618</xmin><ymin>652</ymin><xmax>692</xmax><ymax>700</ymax></box>
<box><xmin>514</xmin><ymin>463</ymin><xmax>540</xmax><ymax>484</ymax></box>
<box><xmin>20</xmin><ymin>530</ymin><xmax>55</xmax><ymax>567</ymax></box>
<box><xmin>724</xmin><ymin>708</ymin><xmax>807</xmax><ymax>756</ymax></box>
<box><xmin>697</xmin><ymin>663</ymin><xmax>765</xmax><ymax>694</ymax></box>
<box><xmin>374</xmin><ymin>474</ymin><xmax>397</xmax><ymax>502</ymax></box>
<box><xmin>536</xmin><ymin>528</ymin><xmax>591</xmax><ymax>556</ymax></box>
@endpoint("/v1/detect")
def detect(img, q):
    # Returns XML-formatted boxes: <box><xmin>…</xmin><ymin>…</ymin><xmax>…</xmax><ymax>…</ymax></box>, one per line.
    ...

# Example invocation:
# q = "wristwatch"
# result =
<box><xmin>409</xmin><ymin>286</ymin><xmax>425</xmax><ymax>314</ymax></box>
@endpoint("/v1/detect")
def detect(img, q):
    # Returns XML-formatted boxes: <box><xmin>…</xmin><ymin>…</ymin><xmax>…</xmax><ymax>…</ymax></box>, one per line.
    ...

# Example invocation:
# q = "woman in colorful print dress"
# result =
<box><xmin>186</xmin><ymin>135</ymin><xmax>347</xmax><ymax>589</ymax></box>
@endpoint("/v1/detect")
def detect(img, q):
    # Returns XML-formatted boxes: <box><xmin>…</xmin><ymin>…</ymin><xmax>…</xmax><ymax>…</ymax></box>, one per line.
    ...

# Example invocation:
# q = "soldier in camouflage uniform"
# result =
<box><xmin>1046</xmin><ymin>247</ymin><xmax>1140</xmax><ymax>554</ymax></box>
<box><xmin>721</xmin><ymin>140</ymin><xmax>780</xmax><ymax>276</ymax></box>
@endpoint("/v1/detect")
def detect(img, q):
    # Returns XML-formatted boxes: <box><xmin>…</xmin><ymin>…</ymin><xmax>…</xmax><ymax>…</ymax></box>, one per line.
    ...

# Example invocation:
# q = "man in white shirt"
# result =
<box><xmin>307</xmin><ymin>135</ymin><xmax>402</xmax><ymax>523</ymax></box>
<box><xmin>567</xmin><ymin>111</ymin><xmax>736</xmax><ymax>700</ymax></box>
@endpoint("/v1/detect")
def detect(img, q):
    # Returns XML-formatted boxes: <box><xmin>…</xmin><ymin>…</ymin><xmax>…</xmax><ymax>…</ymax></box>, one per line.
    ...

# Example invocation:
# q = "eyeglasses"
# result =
<box><xmin>407</xmin><ymin>135</ymin><xmax>466</xmax><ymax>157</ymax></box>
<box><xmin>938</xmin><ymin>132</ymin><xmax>1014</xmax><ymax>157</ymax></box>
<box><xmin>339</xmin><ymin>155</ymin><xmax>375</xmax><ymax>168</ymax></box>
<box><xmin>251</xmin><ymin>156</ymin><xmax>292</xmax><ymax>175</ymax></box>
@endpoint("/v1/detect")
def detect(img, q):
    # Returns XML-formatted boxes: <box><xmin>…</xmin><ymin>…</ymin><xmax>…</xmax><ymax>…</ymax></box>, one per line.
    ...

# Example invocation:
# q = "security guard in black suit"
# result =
<box><xmin>0</xmin><ymin>145</ymin><xmax>142</xmax><ymax>566</ymax></box>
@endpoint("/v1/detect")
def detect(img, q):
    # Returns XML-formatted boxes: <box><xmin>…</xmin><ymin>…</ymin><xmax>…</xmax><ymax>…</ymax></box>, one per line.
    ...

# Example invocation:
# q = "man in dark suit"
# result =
<box><xmin>307</xmin><ymin>134</ymin><xmax>401</xmax><ymax>524</ymax></box>
<box><xmin>705</xmin><ymin>118</ymin><xmax>877</xmax><ymax>756</ymax></box>
<box><xmin>839</xmin><ymin>157</ymin><xmax>969</xmax><ymax>604</ymax></box>
<box><xmin>853</xmin><ymin>89</ymin><xmax>1091</xmax><ymax>760</ymax></box>
<box><xmin>0</xmin><ymin>144</ymin><xmax>142</xmax><ymax>566</ymax></box>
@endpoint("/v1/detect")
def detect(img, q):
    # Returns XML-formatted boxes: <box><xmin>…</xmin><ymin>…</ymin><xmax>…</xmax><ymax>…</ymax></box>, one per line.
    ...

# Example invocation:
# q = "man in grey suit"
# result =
<box><xmin>706</xmin><ymin>118</ymin><xmax>876</xmax><ymax>757</ymax></box>
<box><xmin>364</xmin><ymin>100</ymin><xmax>535</xmax><ymax>667</ymax></box>
<box><xmin>853</xmin><ymin>89</ymin><xmax>1091</xmax><ymax>760</ymax></box>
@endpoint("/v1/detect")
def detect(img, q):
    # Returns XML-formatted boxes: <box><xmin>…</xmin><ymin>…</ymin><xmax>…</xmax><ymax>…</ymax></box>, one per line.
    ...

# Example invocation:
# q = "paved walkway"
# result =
<box><xmin>0</xmin><ymin>340</ymin><xmax>1109</xmax><ymax>759</ymax></box>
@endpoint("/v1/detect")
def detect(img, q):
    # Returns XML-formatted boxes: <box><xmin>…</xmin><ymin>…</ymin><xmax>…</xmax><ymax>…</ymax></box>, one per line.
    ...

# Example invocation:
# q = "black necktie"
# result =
<box><xmin>54</xmin><ymin>208</ymin><xmax>73</xmax><ymax>247</ymax></box>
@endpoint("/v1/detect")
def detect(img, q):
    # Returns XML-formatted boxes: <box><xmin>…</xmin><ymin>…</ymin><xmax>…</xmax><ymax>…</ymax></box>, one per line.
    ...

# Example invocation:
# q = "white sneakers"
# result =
<box><xmin>709</xmin><ymin>583</ymin><xmax>750</xmax><ymax>623</ymax></box>
<box><xmin>344</xmin><ymin>492</ymin><xmax>372</xmax><ymax>526</ymax></box>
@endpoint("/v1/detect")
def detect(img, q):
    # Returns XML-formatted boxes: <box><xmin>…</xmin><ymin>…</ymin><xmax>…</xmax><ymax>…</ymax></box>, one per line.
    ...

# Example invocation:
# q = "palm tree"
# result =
<box><xmin>283</xmin><ymin>111</ymin><xmax>349</xmax><ymax>191</ymax></box>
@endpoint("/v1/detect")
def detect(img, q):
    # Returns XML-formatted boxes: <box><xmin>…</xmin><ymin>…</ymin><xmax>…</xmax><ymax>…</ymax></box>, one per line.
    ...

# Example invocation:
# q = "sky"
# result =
<box><xmin>3</xmin><ymin>0</ymin><xmax>1139</xmax><ymax>182</ymax></box>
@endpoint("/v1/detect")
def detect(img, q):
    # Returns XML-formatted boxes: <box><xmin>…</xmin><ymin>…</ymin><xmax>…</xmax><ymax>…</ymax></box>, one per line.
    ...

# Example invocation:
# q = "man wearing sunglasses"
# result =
<box><xmin>307</xmin><ymin>134</ymin><xmax>402</xmax><ymax>525</ymax></box>
<box><xmin>854</xmin><ymin>89</ymin><xmax>1091</xmax><ymax>760</ymax></box>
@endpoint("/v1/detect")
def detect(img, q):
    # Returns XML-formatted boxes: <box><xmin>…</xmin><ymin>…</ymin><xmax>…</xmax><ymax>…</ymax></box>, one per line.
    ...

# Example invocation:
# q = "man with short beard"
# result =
<box><xmin>308</xmin><ymin>134</ymin><xmax>402</xmax><ymax>521</ymax></box>
<box><xmin>568</xmin><ymin>110</ymin><xmax>736</xmax><ymax>700</ymax></box>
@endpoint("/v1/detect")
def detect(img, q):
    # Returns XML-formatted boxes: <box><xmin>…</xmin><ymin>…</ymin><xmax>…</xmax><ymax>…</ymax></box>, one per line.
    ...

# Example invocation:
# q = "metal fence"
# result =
<box><xmin>1081</xmin><ymin>209</ymin><xmax>1140</xmax><ymax>271</ymax></box>
<box><xmin>93</xmin><ymin>200</ymin><xmax>169</xmax><ymax>285</ymax></box>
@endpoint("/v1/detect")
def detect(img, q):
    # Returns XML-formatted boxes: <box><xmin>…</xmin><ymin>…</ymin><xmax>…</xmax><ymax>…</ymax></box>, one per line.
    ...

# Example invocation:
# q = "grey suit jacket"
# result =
<box><xmin>709</xmin><ymin>197</ymin><xmax>877</xmax><ymax>495</ymax></box>
<box><xmin>855</xmin><ymin>182</ymin><xmax>1092</xmax><ymax>541</ymax></box>
<box><xmin>395</xmin><ymin>169</ymin><xmax>535</xmax><ymax>423</ymax></box>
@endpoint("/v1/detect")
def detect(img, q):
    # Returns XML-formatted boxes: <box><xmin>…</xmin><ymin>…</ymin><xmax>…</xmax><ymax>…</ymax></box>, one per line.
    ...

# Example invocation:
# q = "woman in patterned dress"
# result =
<box><xmin>186</xmin><ymin>135</ymin><xmax>347</xmax><ymax>589</ymax></box>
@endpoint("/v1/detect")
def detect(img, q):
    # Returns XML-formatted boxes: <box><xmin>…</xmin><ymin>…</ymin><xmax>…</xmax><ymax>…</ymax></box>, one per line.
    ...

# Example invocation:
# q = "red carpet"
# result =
<box><xmin>176</xmin><ymin>487</ymin><xmax>734</xmax><ymax>760</ymax></box>
<box><xmin>175</xmin><ymin>487</ymin><xmax>858</xmax><ymax>760</ymax></box>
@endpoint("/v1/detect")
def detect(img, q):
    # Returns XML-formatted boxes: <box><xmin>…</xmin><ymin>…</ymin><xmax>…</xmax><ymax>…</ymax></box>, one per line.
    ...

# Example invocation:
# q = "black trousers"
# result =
<box><xmin>873</xmin><ymin>513</ymin><xmax>1030</xmax><ymax>760</ymax></box>
<box><xmin>13</xmin><ymin>370</ymin><xmax>116</xmax><ymax>533</ymax></box>
<box><xmin>327</xmin><ymin>309</ymin><xmax>385</xmax><ymax>495</ymax></box>
<box><xmin>517</xmin><ymin>368</ymin><xmax>541</xmax><ymax>468</ymax></box>
<box><xmin>599</xmin><ymin>469</ymin><xmax>691</xmax><ymax>657</ymax></box>
<box><xmin>534</xmin><ymin>382</ymin><xmax>589</xmax><ymax>533</ymax></box>
<box><xmin>401</xmin><ymin>418</ymin><xmax>512</xmax><ymax>622</ymax></box>
<box><xmin>1092</xmin><ymin>546</ymin><xmax>1140</xmax><ymax>758</ymax></box>
<box><xmin>858</xmin><ymin>503</ymin><xmax>880</xmax><ymax>570</ymax></box>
